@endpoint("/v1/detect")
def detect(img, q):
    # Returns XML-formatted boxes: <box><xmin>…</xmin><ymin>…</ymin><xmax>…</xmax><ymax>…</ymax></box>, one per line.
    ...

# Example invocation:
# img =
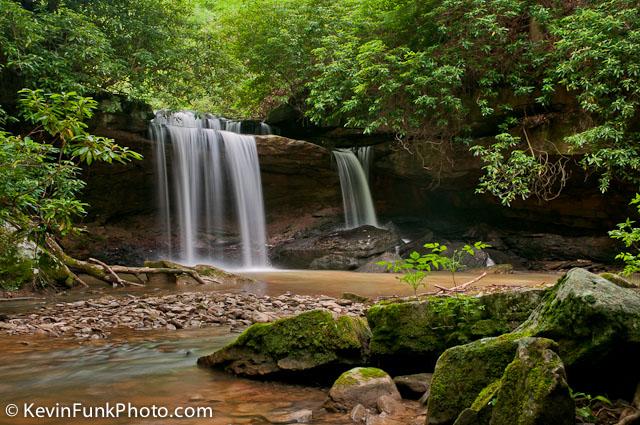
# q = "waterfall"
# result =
<box><xmin>356</xmin><ymin>146</ymin><xmax>373</xmax><ymax>182</ymax></box>
<box><xmin>333</xmin><ymin>149</ymin><xmax>378</xmax><ymax>229</ymax></box>
<box><xmin>150</xmin><ymin>111</ymin><xmax>269</xmax><ymax>268</ymax></box>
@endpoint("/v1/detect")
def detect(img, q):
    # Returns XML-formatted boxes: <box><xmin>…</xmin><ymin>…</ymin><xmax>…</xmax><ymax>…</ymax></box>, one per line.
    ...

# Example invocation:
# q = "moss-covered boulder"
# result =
<box><xmin>518</xmin><ymin>268</ymin><xmax>640</xmax><ymax>396</ymax></box>
<box><xmin>426</xmin><ymin>334</ymin><xmax>526</xmax><ymax>425</ymax></box>
<box><xmin>325</xmin><ymin>367</ymin><xmax>400</xmax><ymax>412</ymax></box>
<box><xmin>197</xmin><ymin>310</ymin><xmax>371</xmax><ymax>381</ymax></box>
<box><xmin>366</xmin><ymin>291</ymin><xmax>542</xmax><ymax>372</ymax></box>
<box><xmin>455</xmin><ymin>338</ymin><xmax>574</xmax><ymax>425</ymax></box>
<box><xmin>491</xmin><ymin>338</ymin><xmax>574</xmax><ymax>425</ymax></box>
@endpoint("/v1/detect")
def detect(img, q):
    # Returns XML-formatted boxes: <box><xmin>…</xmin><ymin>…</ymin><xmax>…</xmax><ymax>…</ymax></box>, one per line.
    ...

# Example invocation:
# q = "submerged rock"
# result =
<box><xmin>366</xmin><ymin>290</ymin><xmax>542</xmax><ymax>372</ymax></box>
<box><xmin>197</xmin><ymin>310</ymin><xmax>371</xmax><ymax>380</ymax></box>
<box><xmin>325</xmin><ymin>367</ymin><xmax>400</xmax><ymax>412</ymax></box>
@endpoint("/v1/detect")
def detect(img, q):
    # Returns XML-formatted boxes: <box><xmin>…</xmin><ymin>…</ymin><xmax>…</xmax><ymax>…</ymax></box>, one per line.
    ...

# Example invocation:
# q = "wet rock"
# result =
<box><xmin>392</xmin><ymin>373</ymin><xmax>432</xmax><ymax>400</ymax></box>
<box><xmin>365</xmin><ymin>414</ymin><xmax>404</xmax><ymax>425</ymax></box>
<box><xmin>197</xmin><ymin>310</ymin><xmax>371</xmax><ymax>380</ymax></box>
<box><xmin>342</xmin><ymin>293</ymin><xmax>371</xmax><ymax>303</ymax></box>
<box><xmin>325</xmin><ymin>367</ymin><xmax>400</xmax><ymax>412</ymax></box>
<box><xmin>366</xmin><ymin>291</ymin><xmax>542</xmax><ymax>372</ymax></box>
<box><xmin>356</xmin><ymin>252</ymin><xmax>402</xmax><ymax>273</ymax></box>
<box><xmin>310</xmin><ymin>254</ymin><xmax>359</xmax><ymax>270</ymax></box>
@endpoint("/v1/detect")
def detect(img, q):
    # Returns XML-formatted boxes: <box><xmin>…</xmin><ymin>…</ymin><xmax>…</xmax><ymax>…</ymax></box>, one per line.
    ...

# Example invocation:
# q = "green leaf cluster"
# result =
<box><xmin>378</xmin><ymin>240</ymin><xmax>489</xmax><ymax>297</ymax></box>
<box><xmin>0</xmin><ymin>89</ymin><xmax>140</xmax><ymax>287</ymax></box>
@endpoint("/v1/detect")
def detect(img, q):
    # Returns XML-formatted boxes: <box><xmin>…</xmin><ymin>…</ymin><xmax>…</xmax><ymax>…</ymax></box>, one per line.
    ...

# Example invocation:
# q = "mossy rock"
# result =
<box><xmin>454</xmin><ymin>338</ymin><xmax>574</xmax><ymax>425</ymax></box>
<box><xmin>599</xmin><ymin>272</ymin><xmax>639</xmax><ymax>288</ymax></box>
<box><xmin>197</xmin><ymin>310</ymin><xmax>371</xmax><ymax>381</ymax></box>
<box><xmin>426</xmin><ymin>333</ymin><xmax>526</xmax><ymax>425</ymax></box>
<box><xmin>325</xmin><ymin>367</ymin><xmax>400</xmax><ymax>412</ymax></box>
<box><xmin>366</xmin><ymin>291</ymin><xmax>542</xmax><ymax>372</ymax></box>
<box><xmin>517</xmin><ymin>268</ymin><xmax>640</xmax><ymax>397</ymax></box>
<box><xmin>489</xmin><ymin>338</ymin><xmax>574</xmax><ymax>425</ymax></box>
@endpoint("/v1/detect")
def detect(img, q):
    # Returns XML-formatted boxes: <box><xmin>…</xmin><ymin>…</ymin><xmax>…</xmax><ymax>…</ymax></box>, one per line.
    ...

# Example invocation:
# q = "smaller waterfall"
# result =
<box><xmin>356</xmin><ymin>146</ymin><xmax>373</xmax><ymax>182</ymax></box>
<box><xmin>333</xmin><ymin>149</ymin><xmax>378</xmax><ymax>229</ymax></box>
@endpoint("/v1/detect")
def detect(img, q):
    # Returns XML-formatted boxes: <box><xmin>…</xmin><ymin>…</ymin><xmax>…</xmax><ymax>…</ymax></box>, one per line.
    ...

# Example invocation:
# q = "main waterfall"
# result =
<box><xmin>149</xmin><ymin>111</ymin><xmax>270</xmax><ymax>268</ymax></box>
<box><xmin>333</xmin><ymin>148</ymin><xmax>378</xmax><ymax>229</ymax></box>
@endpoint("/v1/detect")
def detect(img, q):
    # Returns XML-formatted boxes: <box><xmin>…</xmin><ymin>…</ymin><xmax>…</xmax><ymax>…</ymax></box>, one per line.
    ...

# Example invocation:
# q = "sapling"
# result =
<box><xmin>378</xmin><ymin>250</ymin><xmax>447</xmax><ymax>299</ymax></box>
<box><xmin>424</xmin><ymin>241</ymin><xmax>491</xmax><ymax>285</ymax></box>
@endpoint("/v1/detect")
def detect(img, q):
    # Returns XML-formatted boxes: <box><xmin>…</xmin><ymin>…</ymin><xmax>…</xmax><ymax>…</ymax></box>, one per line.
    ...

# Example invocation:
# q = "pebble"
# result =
<box><xmin>0</xmin><ymin>291</ymin><xmax>368</xmax><ymax>339</ymax></box>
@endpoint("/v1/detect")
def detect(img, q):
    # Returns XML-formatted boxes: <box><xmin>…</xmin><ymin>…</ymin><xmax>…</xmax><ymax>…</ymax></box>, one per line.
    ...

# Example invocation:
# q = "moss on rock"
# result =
<box><xmin>326</xmin><ymin>367</ymin><xmax>400</xmax><ymax>412</ymax></box>
<box><xmin>426</xmin><ymin>333</ymin><xmax>525</xmax><ymax>425</ymax></box>
<box><xmin>490</xmin><ymin>338</ymin><xmax>574</xmax><ymax>425</ymax></box>
<box><xmin>517</xmin><ymin>268</ymin><xmax>640</xmax><ymax>396</ymax></box>
<box><xmin>197</xmin><ymin>310</ymin><xmax>371</xmax><ymax>381</ymax></box>
<box><xmin>366</xmin><ymin>291</ymin><xmax>542</xmax><ymax>372</ymax></box>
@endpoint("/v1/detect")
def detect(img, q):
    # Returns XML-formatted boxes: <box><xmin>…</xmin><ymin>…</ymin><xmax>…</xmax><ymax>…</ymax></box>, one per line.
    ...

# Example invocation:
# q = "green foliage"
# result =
<box><xmin>0</xmin><ymin>89</ymin><xmax>140</xmax><ymax>288</ymax></box>
<box><xmin>0</xmin><ymin>0</ymin><xmax>242</xmax><ymax>114</ymax></box>
<box><xmin>427</xmin><ymin>241</ymin><xmax>491</xmax><ymax>285</ymax></box>
<box><xmin>378</xmin><ymin>241</ymin><xmax>489</xmax><ymax>296</ymax></box>
<box><xmin>223</xmin><ymin>0</ymin><xmax>640</xmax><ymax>203</ymax></box>
<box><xmin>609</xmin><ymin>194</ymin><xmax>640</xmax><ymax>276</ymax></box>
<box><xmin>571</xmin><ymin>390</ymin><xmax>612</xmax><ymax>423</ymax></box>
<box><xmin>378</xmin><ymin>244</ymin><xmax>447</xmax><ymax>298</ymax></box>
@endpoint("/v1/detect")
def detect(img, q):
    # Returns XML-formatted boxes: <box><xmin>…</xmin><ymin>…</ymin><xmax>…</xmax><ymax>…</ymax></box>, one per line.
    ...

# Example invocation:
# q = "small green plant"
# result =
<box><xmin>425</xmin><ymin>241</ymin><xmax>491</xmax><ymax>285</ymax></box>
<box><xmin>377</xmin><ymin>241</ymin><xmax>489</xmax><ymax>298</ymax></box>
<box><xmin>609</xmin><ymin>194</ymin><xmax>640</xmax><ymax>276</ymax></box>
<box><xmin>572</xmin><ymin>390</ymin><xmax>612</xmax><ymax>422</ymax></box>
<box><xmin>378</xmin><ymin>249</ymin><xmax>448</xmax><ymax>299</ymax></box>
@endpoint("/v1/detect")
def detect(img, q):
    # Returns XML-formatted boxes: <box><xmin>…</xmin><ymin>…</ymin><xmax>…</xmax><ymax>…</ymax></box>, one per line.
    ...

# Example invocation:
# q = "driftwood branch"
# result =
<box><xmin>89</xmin><ymin>258</ymin><xmax>143</xmax><ymax>287</ymax></box>
<box><xmin>43</xmin><ymin>236</ymin><xmax>227</xmax><ymax>288</ymax></box>
<box><xmin>434</xmin><ymin>272</ymin><xmax>489</xmax><ymax>294</ymax></box>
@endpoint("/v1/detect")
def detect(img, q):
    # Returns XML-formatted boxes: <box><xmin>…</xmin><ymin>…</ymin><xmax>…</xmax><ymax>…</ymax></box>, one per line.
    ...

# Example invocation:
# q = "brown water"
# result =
<box><xmin>0</xmin><ymin>270</ymin><xmax>559</xmax><ymax>424</ymax></box>
<box><xmin>0</xmin><ymin>328</ymin><xmax>350</xmax><ymax>424</ymax></box>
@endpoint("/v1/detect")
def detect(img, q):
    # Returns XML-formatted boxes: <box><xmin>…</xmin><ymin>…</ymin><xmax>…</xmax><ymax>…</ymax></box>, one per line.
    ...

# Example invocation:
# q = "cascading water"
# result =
<box><xmin>150</xmin><ymin>111</ymin><xmax>270</xmax><ymax>268</ymax></box>
<box><xmin>356</xmin><ymin>146</ymin><xmax>373</xmax><ymax>182</ymax></box>
<box><xmin>333</xmin><ymin>149</ymin><xmax>378</xmax><ymax>229</ymax></box>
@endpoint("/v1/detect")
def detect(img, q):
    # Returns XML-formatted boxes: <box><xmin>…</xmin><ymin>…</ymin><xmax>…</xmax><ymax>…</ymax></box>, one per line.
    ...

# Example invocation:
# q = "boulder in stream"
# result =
<box><xmin>366</xmin><ymin>290</ymin><xmax>543</xmax><ymax>372</ymax></box>
<box><xmin>517</xmin><ymin>267</ymin><xmax>640</xmax><ymax>397</ymax></box>
<box><xmin>197</xmin><ymin>310</ymin><xmax>371</xmax><ymax>381</ymax></box>
<box><xmin>324</xmin><ymin>367</ymin><xmax>400</xmax><ymax>412</ymax></box>
<box><xmin>428</xmin><ymin>268</ymin><xmax>640</xmax><ymax>424</ymax></box>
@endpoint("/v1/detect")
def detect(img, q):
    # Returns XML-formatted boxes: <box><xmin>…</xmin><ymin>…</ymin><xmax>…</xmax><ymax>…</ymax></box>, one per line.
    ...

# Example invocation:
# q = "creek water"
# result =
<box><xmin>0</xmin><ymin>327</ymin><xmax>351</xmax><ymax>425</ymax></box>
<box><xmin>0</xmin><ymin>270</ymin><xmax>558</xmax><ymax>424</ymax></box>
